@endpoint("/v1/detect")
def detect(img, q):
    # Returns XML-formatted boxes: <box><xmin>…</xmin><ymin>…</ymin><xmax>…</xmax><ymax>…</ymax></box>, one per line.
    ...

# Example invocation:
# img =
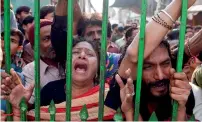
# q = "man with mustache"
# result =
<box><xmin>104</xmin><ymin>0</ymin><xmax>197</xmax><ymax>120</ymax></box>
<box><xmin>22</xmin><ymin>19</ymin><xmax>65</xmax><ymax>105</ymax></box>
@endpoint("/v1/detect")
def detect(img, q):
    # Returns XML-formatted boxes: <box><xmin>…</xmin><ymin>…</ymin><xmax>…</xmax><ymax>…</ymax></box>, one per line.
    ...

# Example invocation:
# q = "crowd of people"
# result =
<box><xmin>1</xmin><ymin>0</ymin><xmax>202</xmax><ymax>121</ymax></box>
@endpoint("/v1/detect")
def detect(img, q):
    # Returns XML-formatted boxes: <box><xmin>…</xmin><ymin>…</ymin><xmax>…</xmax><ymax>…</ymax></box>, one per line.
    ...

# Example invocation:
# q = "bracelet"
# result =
<box><xmin>160</xmin><ymin>10</ymin><xmax>175</xmax><ymax>23</ymax></box>
<box><xmin>152</xmin><ymin>16</ymin><xmax>172</xmax><ymax>30</ymax></box>
<box><xmin>187</xmin><ymin>39</ymin><xmax>193</xmax><ymax>56</ymax></box>
<box><xmin>156</xmin><ymin>14</ymin><xmax>173</xmax><ymax>29</ymax></box>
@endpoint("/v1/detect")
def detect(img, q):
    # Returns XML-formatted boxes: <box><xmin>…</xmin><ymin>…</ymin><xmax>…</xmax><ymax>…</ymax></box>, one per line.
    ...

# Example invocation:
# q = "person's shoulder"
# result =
<box><xmin>23</xmin><ymin>61</ymin><xmax>34</xmax><ymax>69</ymax></box>
<box><xmin>190</xmin><ymin>83</ymin><xmax>202</xmax><ymax>99</ymax></box>
<box><xmin>185</xmin><ymin>86</ymin><xmax>196</xmax><ymax>116</ymax></box>
<box><xmin>22</xmin><ymin>61</ymin><xmax>34</xmax><ymax>75</ymax></box>
<box><xmin>10</xmin><ymin>10</ymin><xmax>15</xmax><ymax>14</ymax></box>
<box><xmin>189</xmin><ymin>83</ymin><xmax>202</xmax><ymax>120</ymax></box>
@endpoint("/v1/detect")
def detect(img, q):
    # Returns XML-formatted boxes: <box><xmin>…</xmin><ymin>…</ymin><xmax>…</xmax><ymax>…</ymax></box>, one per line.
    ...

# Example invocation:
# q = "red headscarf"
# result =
<box><xmin>28</xmin><ymin>19</ymin><xmax>52</xmax><ymax>47</ymax></box>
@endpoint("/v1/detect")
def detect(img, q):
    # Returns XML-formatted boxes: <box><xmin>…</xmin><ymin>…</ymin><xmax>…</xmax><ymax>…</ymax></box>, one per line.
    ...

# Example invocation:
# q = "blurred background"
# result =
<box><xmin>10</xmin><ymin>0</ymin><xmax>202</xmax><ymax>25</ymax></box>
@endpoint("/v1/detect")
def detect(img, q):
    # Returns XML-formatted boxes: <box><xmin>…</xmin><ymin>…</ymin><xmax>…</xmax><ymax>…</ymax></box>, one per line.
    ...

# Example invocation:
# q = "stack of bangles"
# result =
<box><xmin>152</xmin><ymin>10</ymin><xmax>175</xmax><ymax>30</ymax></box>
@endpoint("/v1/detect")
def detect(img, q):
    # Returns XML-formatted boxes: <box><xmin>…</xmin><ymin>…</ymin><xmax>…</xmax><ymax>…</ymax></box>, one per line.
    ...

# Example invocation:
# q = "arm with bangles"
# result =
<box><xmin>172</xmin><ymin>29</ymin><xmax>202</xmax><ymax>59</ymax></box>
<box><xmin>184</xmin><ymin>29</ymin><xmax>202</xmax><ymax>57</ymax></box>
<box><xmin>118</xmin><ymin>0</ymin><xmax>196</xmax><ymax>79</ymax></box>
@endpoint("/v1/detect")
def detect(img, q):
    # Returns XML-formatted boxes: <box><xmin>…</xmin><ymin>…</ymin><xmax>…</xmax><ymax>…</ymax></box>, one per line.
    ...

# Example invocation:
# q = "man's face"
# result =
<box><xmin>40</xmin><ymin>25</ymin><xmax>56</xmax><ymax>59</ymax></box>
<box><xmin>183</xmin><ymin>57</ymin><xmax>202</xmax><ymax>80</ymax></box>
<box><xmin>84</xmin><ymin>25</ymin><xmax>102</xmax><ymax>41</ymax></box>
<box><xmin>23</xmin><ymin>23</ymin><xmax>33</xmax><ymax>32</ymax></box>
<box><xmin>1</xmin><ymin>35</ymin><xmax>20</xmax><ymax>56</ymax></box>
<box><xmin>142</xmin><ymin>45</ymin><xmax>172</xmax><ymax>97</ymax></box>
<box><xmin>114</xmin><ymin>27</ymin><xmax>118</xmax><ymax>33</ymax></box>
<box><xmin>129</xmin><ymin>29</ymin><xmax>139</xmax><ymax>41</ymax></box>
<box><xmin>17</xmin><ymin>11</ymin><xmax>32</xmax><ymax>22</ymax></box>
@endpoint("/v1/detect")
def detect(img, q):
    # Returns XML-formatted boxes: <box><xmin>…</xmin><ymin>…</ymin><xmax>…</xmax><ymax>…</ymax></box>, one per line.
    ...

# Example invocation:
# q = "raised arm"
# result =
<box><xmin>55</xmin><ymin>0</ymin><xmax>82</xmax><ymax>35</ymax></box>
<box><xmin>51</xmin><ymin>0</ymin><xmax>82</xmax><ymax>61</ymax></box>
<box><xmin>118</xmin><ymin>0</ymin><xmax>196</xmax><ymax>79</ymax></box>
<box><xmin>184</xmin><ymin>29</ymin><xmax>202</xmax><ymax>57</ymax></box>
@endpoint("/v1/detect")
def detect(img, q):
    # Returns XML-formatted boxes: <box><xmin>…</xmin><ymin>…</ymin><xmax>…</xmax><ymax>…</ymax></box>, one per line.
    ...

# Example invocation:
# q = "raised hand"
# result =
<box><xmin>1</xmin><ymin>69</ymin><xmax>34</xmax><ymax>108</ymax></box>
<box><xmin>169</xmin><ymin>68</ymin><xmax>191</xmax><ymax>107</ymax></box>
<box><xmin>115</xmin><ymin>69</ymin><xmax>134</xmax><ymax>114</ymax></box>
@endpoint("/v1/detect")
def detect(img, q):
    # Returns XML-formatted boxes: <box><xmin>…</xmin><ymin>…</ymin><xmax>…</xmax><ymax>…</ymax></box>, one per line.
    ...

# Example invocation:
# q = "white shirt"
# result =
<box><xmin>22</xmin><ymin>59</ymin><xmax>65</xmax><ymax>104</ymax></box>
<box><xmin>190</xmin><ymin>83</ymin><xmax>202</xmax><ymax>121</ymax></box>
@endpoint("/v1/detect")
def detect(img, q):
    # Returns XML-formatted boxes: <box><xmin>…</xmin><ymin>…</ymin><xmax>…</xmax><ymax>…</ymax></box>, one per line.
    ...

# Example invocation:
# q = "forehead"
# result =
<box><xmin>144</xmin><ymin>45</ymin><xmax>170</xmax><ymax>64</ymax></box>
<box><xmin>85</xmin><ymin>25</ymin><xmax>101</xmax><ymax>32</ymax></box>
<box><xmin>40</xmin><ymin>25</ymin><xmax>51</xmax><ymax>34</ymax></box>
<box><xmin>10</xmin><ymin>34</ymin><xmax>20</xmax><ymax>40</ymax></box>
<box><xmin>73</xmin><ymin>42</ymin><xmax>95</xmax><ymax>52</ymax></box>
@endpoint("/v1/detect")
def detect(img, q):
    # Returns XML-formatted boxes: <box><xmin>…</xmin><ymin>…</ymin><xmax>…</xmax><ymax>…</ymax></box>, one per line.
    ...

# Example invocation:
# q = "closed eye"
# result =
<box><xmin>161</xmin><ymin>60</ymin><xmax>171</xmax><ymax>66</ymax></box>
<box><xmin>143</xmin><ymin>64</ymin><xmax>152</xmax><ymax>70</ymax></box>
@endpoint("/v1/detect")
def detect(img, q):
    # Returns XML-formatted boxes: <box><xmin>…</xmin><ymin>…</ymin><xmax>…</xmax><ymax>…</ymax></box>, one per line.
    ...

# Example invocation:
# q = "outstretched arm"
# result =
<box><xmin>118</xmin><ymin>0</ymin><xmax>196</xmax><ymax>79</ymax></box>
<box><xmin>51</xmin><ymin>0</ymin><xmax>82</xmax><ymax>61</ymax></box>
<box><xmin>55</xmin><ymin>0</ymin><xmax>82</xmax><ymax>35</ymax></box>
<box><xmin>185</xmin><ymin>29</ymin><xmax>202</xmax><ymax>57</ymax></box>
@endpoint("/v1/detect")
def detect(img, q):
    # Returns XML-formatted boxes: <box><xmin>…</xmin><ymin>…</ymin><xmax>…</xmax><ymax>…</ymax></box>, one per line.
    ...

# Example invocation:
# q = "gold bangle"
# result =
<box><xmin>152</xmin><ymin>16</ymin><xmax>172</xmax><ymax>30</ymax></box>
<box><xmin>160</xmin><ymin>10</ymin><xmax>175</xmax><ymax>23</ymax></box>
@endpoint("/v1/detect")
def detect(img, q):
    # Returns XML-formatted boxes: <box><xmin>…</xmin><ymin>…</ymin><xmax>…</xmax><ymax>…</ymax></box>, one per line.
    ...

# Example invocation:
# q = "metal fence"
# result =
<box><xmin>3</xmin><ymin>0</ymin><xmax>194</xmax><ymax>121</ymax></box>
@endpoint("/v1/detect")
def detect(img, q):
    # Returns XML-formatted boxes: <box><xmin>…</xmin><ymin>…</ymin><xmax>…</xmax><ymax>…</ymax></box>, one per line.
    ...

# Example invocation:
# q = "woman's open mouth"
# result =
<box><xmin>74</xmin><ymin>63</ymin><xmax>88</xmax><ymax>74</ymax></box>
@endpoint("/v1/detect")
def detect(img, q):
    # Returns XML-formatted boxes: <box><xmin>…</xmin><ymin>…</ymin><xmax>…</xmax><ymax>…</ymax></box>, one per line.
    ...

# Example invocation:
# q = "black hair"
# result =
<box><xmin>16</xmin><ymin>6</ymin><xmax>30</xmax><ymax>15</ymax></box>
<box><xmin>125</xmin><ymin>27</ymin><xmax>138</xmax><ymax>40</ymax></box>
<box><xmin>118</xmin><ymin>26</ymin><xmax>124</xmax><ymax>33</ymax></box>
<box><xmin>112</xmin><ymin>24</ymin><xmax>118</xmax><ymax>30</ymax></box>
<box><xmin>77</xmin><ymin>13</ymin><xmax>112</xmax><ymax>38</ymax></box>
<box><xmin>124</xmin><ymin>25</ymin><xmax>132</xmax><ymax>31</ymax></box>
<box><xmin>22</xmin><ymin>15</ymin><xmax>34</xmax><ymax>25</ymax></box>
<box><xmin>1</xmin><ymin>29</ymin><xmax>24</xmax><ymax>46</ymax></box>
<box><xmin>118</xmin><ymin>39</ymin><xmax>174</xmax><ymax>68</ymax></box>
<box><xmin>73</xmin><ymin>37</ymin><xmax>101</xmax><ymax>85</ymax></box>
<box><xmin>197</xmin><ymin>51</ymin><xmax>202</xmax><ymax>62</ymax></box>
<box><xmin>167</xmin><ymin>29</ymin><xmax>179</xmax><ymax>40</ymax></box>
<box><xmin>40</xmin><ymin>5</ymin><xmax>55</xmax><ymax>19</ymax></box>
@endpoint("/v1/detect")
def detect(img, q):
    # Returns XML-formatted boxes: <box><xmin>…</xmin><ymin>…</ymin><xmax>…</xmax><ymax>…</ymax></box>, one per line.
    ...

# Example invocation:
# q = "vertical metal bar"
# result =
<box><xmin>172</xmin><ymin>0</ymin><xmax>188</xmax><ymax>120</ymax></box>
<box><xmin>34</xmin><ymin>0</ymin><xmax>40</xmax><ymax>120</ymax></box>
<box><xmin>49</xmin><ymin>100</ymin><xmax>56</xmax><ymax>121</ymax></box>
<box><xmin>98</xmin><ymin>0</ymin><xmax>109</xmax><ymax>120</ymax></box>
<box><xmin>4</xmin><ymin>0</ymin><xmax>13</xmax><ymax>120</ymax></box>
<box><xmin>66</xmin><ymin>0</ymin><xmax>74</xmax><ymax>120</ymax></box>
<box><xmin>79</xmin><ymin>104</ymin><xmax>89</xmax><ymax>121</ymax></box>
<box><xmin>134</xmin><ymin>0</ymin><xmax>147</xmax><ymax>120</ymax></box>
<box><xmin>20</xmin><ymin>97</ymin><xmax>28</xmax><ymax>121</ymax></box>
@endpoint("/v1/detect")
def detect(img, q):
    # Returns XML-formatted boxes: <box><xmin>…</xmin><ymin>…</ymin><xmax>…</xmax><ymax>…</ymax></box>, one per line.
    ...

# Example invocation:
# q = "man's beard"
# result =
<box><xmin>40</xmin><ymin>47</ymin><xmax>56</xmax><ymax>60</ymax></box>
<box><xmin>142</xmin><ymin>79</ymin><xmax>170</xmax><ymax>99</ymax></box>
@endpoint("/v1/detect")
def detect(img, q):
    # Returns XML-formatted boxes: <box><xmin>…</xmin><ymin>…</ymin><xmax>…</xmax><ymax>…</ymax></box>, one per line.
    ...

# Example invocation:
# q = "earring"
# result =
<box><xmin>95</xmin><ymin>73</ymin><xmax>98</xmax><ymax>79</ymax></box>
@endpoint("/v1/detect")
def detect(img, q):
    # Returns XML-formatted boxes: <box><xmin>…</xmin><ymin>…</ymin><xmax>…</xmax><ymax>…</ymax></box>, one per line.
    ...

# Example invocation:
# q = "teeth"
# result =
<box><xmin>76</xmin><ymin>68</ymin><xmax>86</xmax><ymax>73</ymax></box>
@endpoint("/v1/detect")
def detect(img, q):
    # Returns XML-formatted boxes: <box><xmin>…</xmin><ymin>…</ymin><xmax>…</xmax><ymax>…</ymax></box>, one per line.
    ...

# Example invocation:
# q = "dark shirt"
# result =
<box><xmin>104</xmin><ymin>74</ymin><xmax>195</xmax><ymax>121</ymax></box>
<box><xmin>40</xmin><ymin>79</ymin><xmax>66</xmax><ymax>106</ymax></box>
